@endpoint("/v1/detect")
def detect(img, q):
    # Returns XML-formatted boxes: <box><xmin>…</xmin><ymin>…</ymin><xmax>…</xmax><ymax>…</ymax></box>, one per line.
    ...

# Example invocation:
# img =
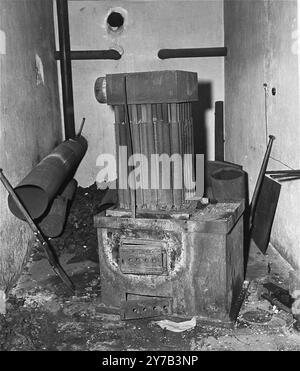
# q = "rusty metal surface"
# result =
<box><xmin>119</xmin><ymin>238</ymin><xmax>167</xmax><ymax>275</ymax></box>
<box><xmin>106</xmin><ymin>207</ymin><xmax>190</xmax><ymax>220</ymax></box>
<box><xmin>95</xmin><ymin>201</ymin><xmax>245</xmax><ymax>323</ymax></box>
<box><xmin>95</xmin><ymin>201</ymin><xmax>245</xmax><ymax>235</ymax></box>
<box><xmin>104</xmin><ymin>70</ymin><xmax>199</xmax><ymax>105</ymax></box>
<box><xmin>100</xmin><ymin>227</ymin><xmax>183</xmax><ymax>277</ymax></box>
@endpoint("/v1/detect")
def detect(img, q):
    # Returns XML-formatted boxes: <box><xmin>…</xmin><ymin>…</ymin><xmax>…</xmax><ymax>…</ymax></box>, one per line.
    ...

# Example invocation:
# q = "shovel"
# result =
<box><xmin>0</xmin><ymin>168</ymin><xmax>75</xmax><ymax>294</ymax></box>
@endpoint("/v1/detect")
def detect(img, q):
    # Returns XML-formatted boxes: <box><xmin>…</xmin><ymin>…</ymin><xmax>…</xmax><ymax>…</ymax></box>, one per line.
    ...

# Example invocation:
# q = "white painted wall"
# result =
<box><xmin>0</xmin><ymin>0</ymin><xmax>62</xmax><ymax>291</ymax></box>
<box><xmin>65</xmin><ymin>0</ymin><xmax>225</xmax><ymax>186</ymax></box>
<box><xmin>224</xmin><ymin>0</ymin><xmax>300</xmax><ymax>270</ymax></box>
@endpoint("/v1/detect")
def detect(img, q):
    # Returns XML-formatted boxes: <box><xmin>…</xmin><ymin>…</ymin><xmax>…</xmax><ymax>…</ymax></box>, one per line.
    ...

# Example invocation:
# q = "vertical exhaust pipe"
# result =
<box><xmin>56</xmin><ymin>0</ymin><xmax>76</xmax><ymax>139</ymax></box>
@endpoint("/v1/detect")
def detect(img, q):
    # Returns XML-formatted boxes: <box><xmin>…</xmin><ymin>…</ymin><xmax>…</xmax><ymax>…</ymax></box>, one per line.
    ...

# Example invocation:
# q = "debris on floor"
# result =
<box><xmin>153</xmin><ymin>317</ymin><xmax>197</xmax><ymax>333</ymax></box>
<box><xmin>1</xmin><ymin>184</ymin><xmax>300</xmax><ymax>351</ymax></box>
<box><xmin>32</xmin><ymin>183</ymin><xmax>109</xmax><ymax>264</ymax></box>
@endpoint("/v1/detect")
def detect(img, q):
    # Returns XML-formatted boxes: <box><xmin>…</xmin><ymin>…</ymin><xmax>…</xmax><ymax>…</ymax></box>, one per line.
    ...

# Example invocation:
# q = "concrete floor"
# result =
<box><xmin>1</xmin><ymin>238</ymin><xmax>300</xmax><ymax>351</ymax></box>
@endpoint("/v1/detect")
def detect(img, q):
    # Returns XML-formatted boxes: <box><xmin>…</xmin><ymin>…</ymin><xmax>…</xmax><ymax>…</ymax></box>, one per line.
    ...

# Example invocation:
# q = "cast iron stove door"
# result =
<box><xmin>119</xmin><ymin>238</ymin><xmax>168</xmax><ymax>275</ymax></box>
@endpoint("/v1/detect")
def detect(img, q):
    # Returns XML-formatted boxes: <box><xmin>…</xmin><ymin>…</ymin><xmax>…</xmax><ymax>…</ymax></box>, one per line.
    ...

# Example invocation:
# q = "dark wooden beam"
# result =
<box><xmin>215</xmin><ymin>101</ymin><xmax>224</xmax><ymax>161</ymax></box>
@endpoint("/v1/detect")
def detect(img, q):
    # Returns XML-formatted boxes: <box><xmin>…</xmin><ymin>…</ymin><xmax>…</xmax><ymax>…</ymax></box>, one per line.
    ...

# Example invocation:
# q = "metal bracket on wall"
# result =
<box><xmin>54</xmin><ymin>50</ymin><xmax>122</xmax><ymax>60</ymax></box>
<box><xmin>158</xmin><ymin>47</ymin><xmax>227</xmax><ymax>59</ymax></box>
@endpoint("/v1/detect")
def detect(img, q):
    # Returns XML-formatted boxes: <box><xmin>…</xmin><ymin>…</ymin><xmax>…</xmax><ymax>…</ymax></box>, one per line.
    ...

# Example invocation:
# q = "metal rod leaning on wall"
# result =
<box><xmin>54</xmin><ymin>50</ymin><xmax>122</xmax><ymax>60</ymax></box>
<box><xmin>123</xmin><ymin>76</ymin><xmax>136</xmax><ymax>218</ymax></box>
<box><xmin>56</xmin><ymin>0</ymin><xmax>76</xmax><ymax>139</ymax></box>
<box><xmin>275</xmin><ymin>176</ymin><xmax>300</xmax><ymax>182</ymax></box>
<box><xmin>0</xmin><ymin>169</ymin><xmax>75</xmax><ymax>294</ymax></box>
<box><xmin>131</xmin><ymin>105</ymin><xmax>143</xmax><ymax>209</ymax></box>
<box><xmin>169</xmin><ymin>103</ymin><xmax>182</xmax><ymax>209</ymax></box>
<box><xmin>158</xmin><ymin>47</ymin><xmax>228</xmax><ymax>60</ymax></box>
<box><xmin>266</xmin><ymin>170</ymin><xmax>300</xmax><ymax>175</ymax></box>
<box><xmin>161</xmin><ymin>104</ymin><xmax>173</xmax><ymax>208</ymax></box>
<box><xmin>249</xmin><ymin>135</ymin><xmax>276</xmax><ymax>228</ymax></box>
<box><xmin>146</xmin><ymin>104</ymin><xmax>158</xmax><ymax>209</ymax></box>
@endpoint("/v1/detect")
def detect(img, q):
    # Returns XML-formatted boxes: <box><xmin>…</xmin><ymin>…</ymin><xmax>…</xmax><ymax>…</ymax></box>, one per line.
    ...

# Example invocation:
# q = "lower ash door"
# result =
<box><xmin>121</xmin><ymin>294</ymin><xmax>173</xmax><ymax>320</ymax></box>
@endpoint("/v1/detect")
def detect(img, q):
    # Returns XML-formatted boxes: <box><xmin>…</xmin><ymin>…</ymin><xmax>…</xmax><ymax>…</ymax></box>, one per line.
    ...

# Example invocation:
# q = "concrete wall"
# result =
<box><xmin>0</xmin><ymin>0</ymin><xmax>62</xmax><ymax>291</ymax></box>
<box><xmin>67</xmin><ymin>0</ymin><xmax>225</xmax><ymax>186</ymax></box>
<box><xmin>224</xmin><ymin>0</ymin><xmax>300</xmax><ymax>269</ymax></box>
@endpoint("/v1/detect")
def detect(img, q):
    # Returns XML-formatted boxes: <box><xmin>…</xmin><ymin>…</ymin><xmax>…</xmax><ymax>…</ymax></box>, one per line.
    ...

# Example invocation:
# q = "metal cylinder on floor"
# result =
<box><xmin>38</xmin><ymin>178</ymin><xmax>78</xmax><ymax>238</ymax></box>
<box><xmin>210</xmin><ymin>167</ymin><xmax>247</xmax><ymax>201</ymax></box>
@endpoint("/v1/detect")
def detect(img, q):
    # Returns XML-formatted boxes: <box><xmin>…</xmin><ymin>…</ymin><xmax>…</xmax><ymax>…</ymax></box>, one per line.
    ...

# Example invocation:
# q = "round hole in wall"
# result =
<box><xmin>107</xmin><ymin>11</ymin><xmax>124</xmax><ymax>28</ymax></box>
<box><xmin>105</xmin><ymin>7</ymin><xmax>127</xmax><ymax>35</ymax></box>
<box><xmin>107</xmin><ymin>11</ymin><xmax>124</xmax><ymax>32</ymax></box>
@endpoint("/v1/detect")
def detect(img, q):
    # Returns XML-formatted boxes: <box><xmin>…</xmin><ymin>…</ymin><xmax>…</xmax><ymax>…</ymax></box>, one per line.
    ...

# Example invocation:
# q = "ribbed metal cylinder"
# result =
<box><xmin>113</xmin><ymin>101</ymin><xmax>195</xmax><ymax>210</ymax></box>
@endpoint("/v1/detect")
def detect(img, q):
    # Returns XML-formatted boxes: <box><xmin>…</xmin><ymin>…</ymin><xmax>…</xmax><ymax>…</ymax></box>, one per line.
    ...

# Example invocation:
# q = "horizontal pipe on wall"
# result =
<box><xmin>158</xmin><ymin>47</ymin><xmax>228</xmax><ymax>60</ymax></box>
<box><xmin>55</xmin><ymin>50</ymin><xmax>122</xmax><ymax>60</ymax></box>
